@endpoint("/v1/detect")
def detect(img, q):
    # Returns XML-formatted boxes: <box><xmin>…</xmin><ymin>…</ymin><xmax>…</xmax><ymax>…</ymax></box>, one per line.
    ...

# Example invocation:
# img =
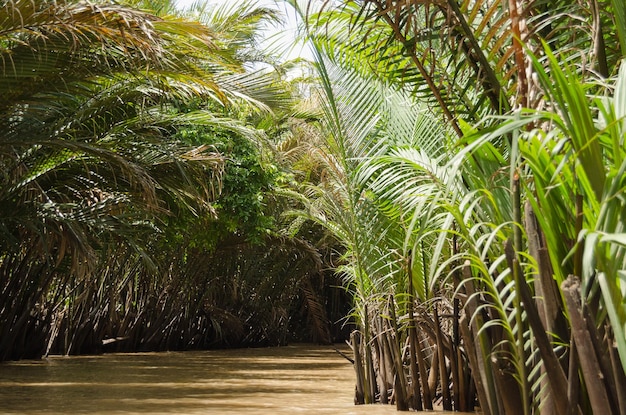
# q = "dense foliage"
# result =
<box><xmin>0</xmin><ymin>0</ymin><xmax>334</xmax><ymax>360</ymax></box>
<box><xmin>284</xmin><ymin>0</ymin><xmax>626</xmax><ymax>413</ymax></box>
<box><xmin>3</xmin><ymin>0</ymin><xmax>626</xmax><ymax>414</ymax></box>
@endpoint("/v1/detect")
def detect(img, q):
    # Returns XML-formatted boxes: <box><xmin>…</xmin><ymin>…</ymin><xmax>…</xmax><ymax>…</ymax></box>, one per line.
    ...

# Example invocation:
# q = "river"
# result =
<box><xmin>0</xmin><ymin>345</ymin><xmax>473</xmax><ymax>414</ymax></box>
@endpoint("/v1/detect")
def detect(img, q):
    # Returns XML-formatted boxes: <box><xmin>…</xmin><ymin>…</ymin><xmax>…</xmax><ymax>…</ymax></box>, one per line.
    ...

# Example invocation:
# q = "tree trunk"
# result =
<box><xmin>561</xmin><ymin>276</ymin><xmax>613</xmax><ymax>414</ymax></box>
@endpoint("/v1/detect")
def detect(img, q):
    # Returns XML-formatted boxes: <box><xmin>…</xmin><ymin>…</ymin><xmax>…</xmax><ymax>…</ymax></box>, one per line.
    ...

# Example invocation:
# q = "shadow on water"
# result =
<box><xmin>0</xmin><ymin>345</ymin><xmax>356</xmax><ymax>414</ymax></box>
<box><xmin>0</xmin><ymin>345</ymin><xmax>475</xmax><ymax>414</ymax></box>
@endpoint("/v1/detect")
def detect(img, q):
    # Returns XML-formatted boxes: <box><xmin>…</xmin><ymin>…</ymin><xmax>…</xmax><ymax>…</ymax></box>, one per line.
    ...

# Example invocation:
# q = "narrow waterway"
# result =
<box><xmin>0</xmin><ymin>345</ymin><xmax>472</xmax><ymax>414</ymax></box>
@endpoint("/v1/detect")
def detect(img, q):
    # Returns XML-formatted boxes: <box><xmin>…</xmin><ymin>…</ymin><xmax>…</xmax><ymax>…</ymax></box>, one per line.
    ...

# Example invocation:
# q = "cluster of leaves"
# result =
<box><xmin>164</xmin><ymin>125</ymin><xmax>280</xmax><ymax>249</ymax></box>
<box><xmin>284</xmin><ymin>0</ymin><xmax>626</xmax><ymax>413</ymax></box>
<box><xmin>0</xmin><ymin>0</ymin><xmax>336</xmax><ymax>360</ymax></box>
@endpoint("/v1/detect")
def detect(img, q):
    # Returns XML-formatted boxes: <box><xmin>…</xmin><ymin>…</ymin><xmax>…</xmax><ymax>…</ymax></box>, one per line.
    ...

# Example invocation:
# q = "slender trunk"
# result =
<box><xmin>525</xmin><ymin>202</ymin><xmax>557</xmax><ymax>414</ymax></box>
<box><xmin>433</xmin><ymin>306</ymin><xmax>452</xmax><ymax>411</ymax></box>
<box><xmin>512</xmin><ymin>172</ymin><xmax>529</xmax><ymax>415</ymax></box>
<box><xmin>505</xmin><ymin>241</ymin><xmax>572</xmax><ymax>415</ymax></box>
<box><xmin>352</xmin><ymin>330</ymin><xmax>366</xmax><ymax>404</ymax></box>
<box><xmin>461</xmin><ymin>262</ymin><xmax>497</xmax><ymax>415</ymax></box>
<box><xmin>428</xmin><ymin>346</ymin><xmax>439</xmax><ymax>400</ymax></box>
<box><xmin>415</xmin><ymin>329</ymin><xmax>433</xmax><ymax>409</ymax></box>
<box><xmin>388</xmin><ymin>297</ymin><xmax>409</xmax><ymax>410</ymax></box>
<box><xmin>567</xmin><ymin>336</ymin><xmax>580</xmax><ymax>415</ymax></box>
<box><xmin>372</xmin><ymin>321</ymin><xmax>390</xmax><ymax>404</ymax></box>
<box><xmin>407</xmin><ymin>257</ymin><xmax>423</xmax><ymax>410</ymax></box>
<box><xmin>459</xmin><ymin>315</ymin><xmax>489</xmax><ymax>414</ymax></box>
<box><xmin>561</xmin><ymin>276</ymin><xmax>612</xmax><ymax>414</ymax></box>
<box><xmin>363</xmin><ymin>305</ymin><xmax>376</xmax><ymax>404</ymax></box>
<box><xmin>525</xmin><ymin>202</ymin><xmax>562</xmax><ymax>331</ymax></box>
<box><xmin>583</xmin><ymin>306</ymin><xmax>620</xmax><ymax>411</ymax></box>
<box><xmin>450</xmin><ymin>340</ymin><xmax>459</xmax><ymax>409</ymax></box>
<box><xmin>608</xmin><ymin>329</ymin><xmax>626</xmax><ymax>415</ymax></box>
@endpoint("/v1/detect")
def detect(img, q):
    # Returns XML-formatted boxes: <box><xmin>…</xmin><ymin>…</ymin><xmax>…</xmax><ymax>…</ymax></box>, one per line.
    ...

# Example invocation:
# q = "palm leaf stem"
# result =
<box><xmin>507</xmin><ymin>0</ymin><xmax>528</xmax><ymax>107</ymax></box>
<box><xmin>561</xmin><ymin>276</ymin><xmax>613</xmax><ymax>414</ymax></box>
<box><xmin>610</xmin><ymin>0</ymin><xmax>626</xmax><ymax>57</ymax></box>
<box><xmin>590</xmin><ymin>0</ymin><xmax>609</xmax><ymax>78</ymax></box>
<box><xmin>368</xmin><ymin>1</ymin><xmax>462</xmax><ymax>137</ymax></box>
<box><xmin>511</xmin><ymin>172</ymin><xmax>529</xmax><ymax>415</ymax></box>
<box><xmin>504</xmin><ymin>240</ymin><xmax>571</xmax><ymax>415</ymax></box>
<box><xmin>457</xmin><ymin>262</ymin><xmax>494</xmax><ymax>415</ymax></box>
<box><xmin>444</xmin><ymin>0</ymin><xmax>510</xmax><ymax>115</ymax></box>
<box><xmin>406</xmin><ymin>255</ymin><xmax>424</xmax><ymax>410</ymax></box>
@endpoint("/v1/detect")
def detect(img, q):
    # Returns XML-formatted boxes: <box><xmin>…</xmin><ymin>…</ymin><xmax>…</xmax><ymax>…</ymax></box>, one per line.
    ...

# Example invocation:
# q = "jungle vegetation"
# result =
<box><xmin>2</xmin><ymin>0</ymin><xmax>626</xmax><ymax>414</ymax></box>
<box><xmin>0</xmin><ymin>0</ymin><xmax>338</xmax><ymax>360</ymax></box>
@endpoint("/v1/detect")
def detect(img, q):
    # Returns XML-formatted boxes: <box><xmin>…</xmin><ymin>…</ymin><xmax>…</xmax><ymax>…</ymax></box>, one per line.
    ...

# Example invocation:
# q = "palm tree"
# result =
<box><xmin>0</xmin><ymin>0</ymin><xmax>298</xmax><ymax>360</ymax></box>
<box><xmin>286</xmin><ymin>0</ymin><xmax>626</xmax><ymax>413</ymax></box>
<box><xmin>277</xmin><ymin>6</ymin><xmax>471</xmax><ymax>405</ymax></box>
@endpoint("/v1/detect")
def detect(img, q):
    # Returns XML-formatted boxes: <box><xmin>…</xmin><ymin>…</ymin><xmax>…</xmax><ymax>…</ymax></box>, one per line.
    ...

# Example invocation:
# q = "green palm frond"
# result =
<box><xmin>282</xmin><ymin>10</ymin><xmax>477</xmax><ymax>358</ymax></box>
<box><xmin>0</xmin><ymin>0</ymin><xmax>290</xmax><ymax>273</ymax></box>
<box><xmin>297</xmin><ymin>0</ymin><xmax>622</xmax><ymax>142</ymax></box>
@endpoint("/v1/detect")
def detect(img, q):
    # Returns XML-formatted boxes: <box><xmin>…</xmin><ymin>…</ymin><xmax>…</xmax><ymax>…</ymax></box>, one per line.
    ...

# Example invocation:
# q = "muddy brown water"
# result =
<box><xmin>0</xmin><ymin>345</ymin><xmax>476</xmax><ymax>414</ymax></box>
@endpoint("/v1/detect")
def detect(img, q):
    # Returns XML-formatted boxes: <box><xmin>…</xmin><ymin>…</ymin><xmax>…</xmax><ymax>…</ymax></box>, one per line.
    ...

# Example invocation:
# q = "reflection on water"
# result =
<box><xmin>0</xmin><ymin>345</ymin><xmax>472</xmax><ymax>414</ymax></box>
